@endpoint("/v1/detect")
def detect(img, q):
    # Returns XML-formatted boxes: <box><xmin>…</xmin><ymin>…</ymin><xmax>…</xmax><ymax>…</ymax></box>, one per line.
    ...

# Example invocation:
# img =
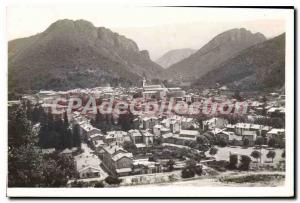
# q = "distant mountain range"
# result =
<box><xmin>8</xmin><ymin>19</ymin><xmax>164</xmax><ymax>93</ymax></box>
<box><xmin>8</xmin><ymin>20</ymin><xmax>285</xmax><ymax>93</ymax></box>
<box><xmin>194</xmin><ymin>33</ymin><xmax>285</xmax><ymax>91</ymax></box>
<box><xmin>164</xmin><ymin>28</ymin><xmax>266</xmax><ymax>80</ymax></box>
<box><xmin>155</xmin><ymin>48</ymin><xmax>196</xmax><ymax>68</ymax></box>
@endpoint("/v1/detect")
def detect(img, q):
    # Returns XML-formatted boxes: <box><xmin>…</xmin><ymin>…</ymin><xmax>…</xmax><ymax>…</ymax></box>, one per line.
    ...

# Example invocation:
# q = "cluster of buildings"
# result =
<box><xmin>15</xmin><ymin>80</ymin><xmax>285</xmax><ymax>181</ymax></box>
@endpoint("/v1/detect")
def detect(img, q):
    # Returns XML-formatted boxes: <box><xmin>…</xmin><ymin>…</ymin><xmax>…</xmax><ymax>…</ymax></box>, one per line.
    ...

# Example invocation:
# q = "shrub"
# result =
<box><xmin>181</xmin><ymin>168</ymin><xmax>195</xmax><ymax>179</ymax></box>
<box><xmin>105</xmin><ymin>176</ymin><xmax>122</xmax><ymax>185</ymax></box>
<box><xmin>239</xmin><ymin>155</ymin><xmax>251</xmax><ymax>171</ymax></box>
<box><xmin>266</xmin><ymin>150</ymin><xmax>276</xmax><ymax>163</ymax></box>
<box><xmin>94</xmin><ymin>181</ymin><xmax>105</xmax><ymax>188</ymax></box>
<box><xmin>251</xmin><ymin>150</ymin><xmax>261</xmax><ymax>162</ymax></box>
<box><xmin>227</xmin><ymin>154</ymin><xmax>238</xmax><ymax>169</ymax></box>
<box><xmin>195</xmin><ymin>165</ymin><xmax>203</xmax><ymax>176</ymax></box>
<box><xmin>209</xmin><ymin>147</ymin><xmax>218</xmax><ymax>156</ymax></box>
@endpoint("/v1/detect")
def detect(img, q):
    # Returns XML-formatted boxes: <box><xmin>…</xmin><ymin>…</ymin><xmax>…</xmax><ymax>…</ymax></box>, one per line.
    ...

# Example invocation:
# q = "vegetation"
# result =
<box><xmin>181</xmin><ymin>159</ymin><xmax>203</xmax><ymax>178</ymax></box>
<box><xmin>8</xmin><ymin>105</ymin><xmax>76</xmax><ymax>187</ymax></box>
<box><xmin>227</xmin><ymin>154</ymin><xmax>238</xmax><ymax>169</ymax></box>
<box><xmin>105</xmin><ymin>176</ymin><xmax>122</xmax><ymax>185</ymax></box>
<box><xmin>268</xmin><ymin>138</ymin><xmax>276</xmax><ymax>147</ymax></box>
<box><xmin>281</xmin><ymin>151</ymin><xmax>285</xmax><ymax>158</ymax></box>
<box><xmin>251</xmin><ymin>150</ymin><xmax>261</xmax><ymax>163</ymax></box>
<box><xmin>219</xmin><ymin>174</ymin><xmax>285</xmax><ymax>184</ymax></box>
<box><xmin>166</xmin><ymin>159</ymin><xmax>175</xmax><ymax>172</ymax></box>
<box><xmin>38</xmin><ymin>111</ymin><xmax>81</xmax><ymax>150</ymax></box>
<box><xmin>242</xmin><ymin>139</ymin><xmax>249</xmax><ymax>148</ymax></box>
<box><xmin>266</xmin><ymin>150</ymin><xmax>276</xmax><ymax>163</ymax></box>
<box><xmin>209</xmin><ymin>147</ymin><xmax>218</xmax><ymax>157</ymax></box>
<box><xmin>239</xmin><ymin>155</ymin><xmax>251</xmax><ymax>171</ymax></box>
<box><xmin>255</xmin><ymin>136</ymin><xmax>264</xmax><ymax>146</ymax></box>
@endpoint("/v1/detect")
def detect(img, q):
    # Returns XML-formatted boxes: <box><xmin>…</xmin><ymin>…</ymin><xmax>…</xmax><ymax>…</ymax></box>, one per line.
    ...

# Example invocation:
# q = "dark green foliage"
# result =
<box><xmin>243</xmin><ymin>139</ymin><xmax>250</xmax><ymax>147</ymax></box>
<box><xmin>181</xmin><ymin>167</ymin><xmax>195</xmax><ymax>178</ymax></box>
<box><xmin>266</xmin><ymin>150</ymin><xmax>276</xmax><ymax>163</ymax></box>
<box><xmin>239</xmin><ymin>155</ymin><xmax>251</xmax><ymax>171</ymax></box>
<box><xmin>209</xmin><ymin>147</ymin><xmax>218</xmax><ymax>156</ymax></box>
<box><xmin>281</xmin><ymin>151</ymin><xmax>285</xmax><ymax>158</ymax></box>
<box><xmin>166</xmin><ymin>159</ymin><xmax>175</xmax><ymax>172</ymax></box>
<box><xmin>251</xmin><ymin>150</ymin><xmax>261</xmax><ymax>162</ymax></box>
<box><xmin>73</xmin><ymin>124</ymin><xmax>82</xmax><ymax>148</ymax></box>
<box><xmin>227</xmin><ymin>154</ymin><xmax>238</xmax><ymax>169</ymax></box>
<box><xmin>181</xmin><ymin>159</ymin><xmax>202</xmax><ymax>178</ymax></box>
<box><xmin>105</xmin><ymin>176</ymin><xmax>122</xmax><ymax>185</ymax></box>
<box><xmin>118</xmin><ymin>111</ymin><xmax>134</xmax><ymax>131</ymax></box>
<box><xmin>38</xmin><ymin>111</ymin><xmax>80</xmax><ymax>150</ymax></box>
<box><xmin>255</xmin><ymin>136</ymin><xmax>264</xmax><ymax>146</ymax></box>
<box><xmin>8</xmin><ymin>105</ymin><xmax>76</xmax><ymax>187</ymax></box>
<box><xmin>268</xmin><ymin>138</ymin><xmax>276</xmax><ymax>147</ymax></box>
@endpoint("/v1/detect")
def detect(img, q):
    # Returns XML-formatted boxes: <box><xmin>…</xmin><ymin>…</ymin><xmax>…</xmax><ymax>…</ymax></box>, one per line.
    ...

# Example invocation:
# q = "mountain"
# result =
<box><xmin>8</xmin><ymin>19</ymin><xmax>164</xmax><ymax>93</ymax></box>
<box><xmin>165</xmin><ymin>28</ymin><xmax>266</xmax><ymax>80</ymax></box>
<box><xmin>155</xmin><ymin>48</ymin><xmax>196</xmax><ymax>68</ymax></box>
<box><xmin>195</xmin><ymin>33</ymin><xmax>285</xmax><ymax>91</ymax></box>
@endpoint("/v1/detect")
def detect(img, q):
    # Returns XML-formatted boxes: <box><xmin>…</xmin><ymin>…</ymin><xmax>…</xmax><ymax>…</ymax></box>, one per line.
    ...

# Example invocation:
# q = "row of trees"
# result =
<box><xmin>38</xmin><ymin>111</ymin><xmax>81</xmax><ymax>149</ymax></box>
<box><xmin>90</xmin><ymin>111</ymin><xmax>135</xmax><ymax>133</ymax></box>
<box><xmin>250</xmin><ymin>150</ymin><xmax>283</xmax><ymax>163</ymax></box>
<box><xmin>181</xmin><ymin>159</ymin><xmax>203</xmax><ymax>178</ymax></box>
<box><xmin>8</xmin><ymin>105</ymin><xmax>76</xmax><ymax>187</ymax></box>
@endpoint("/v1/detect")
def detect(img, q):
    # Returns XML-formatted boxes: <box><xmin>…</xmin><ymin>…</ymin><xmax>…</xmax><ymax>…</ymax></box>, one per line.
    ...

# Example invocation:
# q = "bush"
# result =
<box><xmin>251</xmin><ymin>150</ymin><xmax>261</xmax><ymax>162</ymax></box>
<box><xmin>105</xmin><ymin>176</ymin><xmax>122</xmax><ymax>185</ymax></box>
<box><xmin>209</xmin><ymin>147</ymin><xmax>218</xmax><ymax>156</ymax></box>
<box><xmin>227</xmin><ymin>154</ymin><xmax>238</xmax><ymax>170</ymax></box>
<box><xmin>195</xmin><ymin>165</ymin><xmax>203</xmax><ymax>176</ymax></box>
<box><xmin>239</xmin><ymin>155</ymin><xmax>251</xmax><ymax>171</ymax></box>
<box><xmin>181</xmin><ymin>168</ymin><xmax>195</xmax><ymax>179</ymax></box>
<box><xmin>94</xmin><ymin>181</ymin><xmax>105</xmax><ymax>188</ymax></box>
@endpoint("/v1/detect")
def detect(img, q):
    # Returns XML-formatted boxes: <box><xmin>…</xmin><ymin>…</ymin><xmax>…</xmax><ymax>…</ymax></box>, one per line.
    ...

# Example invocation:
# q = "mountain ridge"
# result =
<box><xmin>194</xmin><ymin>33</ymin><xmax>285</xmax><ymax>91</ymax></box>
<box><xmin>155</xmin><ymin>48</ymin><xmax>196</xmax><ymax>68</ymax></box>
<box><xmin>8</xmin><ymin>19</ymin><xmax>164</xmax><ymax>93</ymax></box>
<box><xmin>165</xmin><ymin>28</ymin><xmax>266</xmax><ymax>80</ymax></box>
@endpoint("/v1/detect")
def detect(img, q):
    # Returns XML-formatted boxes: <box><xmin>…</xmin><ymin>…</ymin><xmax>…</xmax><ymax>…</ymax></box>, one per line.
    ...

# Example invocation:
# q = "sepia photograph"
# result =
<box><xmin>6</xmin><ymin>5</ymin><xmax>295</xmax><ymax>197</ymax></box>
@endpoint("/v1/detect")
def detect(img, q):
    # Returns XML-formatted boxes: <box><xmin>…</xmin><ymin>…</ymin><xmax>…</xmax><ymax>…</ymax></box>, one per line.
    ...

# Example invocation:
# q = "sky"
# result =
<box><xmin>7</xmin><ymin>7</ymin><xmax>286</xmax><ymax>59</ymax></box>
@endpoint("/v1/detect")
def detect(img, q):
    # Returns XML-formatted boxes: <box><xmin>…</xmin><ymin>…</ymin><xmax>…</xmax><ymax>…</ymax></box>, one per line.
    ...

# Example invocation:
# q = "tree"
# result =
<box><xmin>194</xmin><ymin>165</ymin><xmax>203</xmax><ymax>176</ymax></box>
<box><xmin>73</xmin><ymin>124</ymin><xmax>81</xmax><ymax>148</ymax></box>
<box><xmin>243</xmin><ymin>139</ymin><xmax>250</xmax><ymax>148</ymax></box>
<box><xmin>239</xmin><ymin>155</ymin><xmax>251</xmax><ymax>171</ymax></box>
<box><xmin>209</xmin><ymin>147</ymin><xmax>218</xmax><ymax>157</ymax></box>
<box><xmin>251</xmin><ymin>150</ymin><xmax>261</xmax><ymax>163</ymax></box>
<box><xmin>8</xmin><ymin>106</ymin><xmax>34</xmax><ymax>148</ymax></box>
<box><xmin>218</xmin><ymin>138</ymin><xmax>227</xmax><ymax>147</ymax></box>
<box><xmin>255</xmin><ymin>136</ymin><xmax>264</xmax><ymax>146</ymax></box>
<box><xmin>281</xmin><ymin>151</ymin><xmax>285</xmax><ymax>158</ymax></box>
<box><xmin>181</xmin><ymin>168</ymin><xmax>195</xmax><ymax>178</ymax></box>
<box><xmin>266</xmin><ymin>150</ymin><xmax>276</xmax><ymax>163</ymax></box>
<box><xmin>228</xmin><ymin>154</ymin><xmax>238</xmax><ymax>169</ymax></box>
<box><xmin>268</xmin><ymin>138</ymin><xmax>276</xmax><ymax>147</ymax></box>
<box><xmin>63</xmin><ymin>111</ymin><xmax>69</xmax><ymax>128</ymax></box>
<box><xmin>166</xmin><ymin>159</ymin><xmax>175</xmax><ymax>172</ymax></box>
<box><xmin>31</xmin><ymin>106</ymin><xmax>40</xmax><ymax>123</ymax></box>
<box><xmin>8</xmin><ymin>106</ymin><xmax>76</xmax><ymax>187</ymax></box>
<box><xmin>118</xmin><ymin>112</ymin><xmax>134</xmax><ymax>131</ymax></box>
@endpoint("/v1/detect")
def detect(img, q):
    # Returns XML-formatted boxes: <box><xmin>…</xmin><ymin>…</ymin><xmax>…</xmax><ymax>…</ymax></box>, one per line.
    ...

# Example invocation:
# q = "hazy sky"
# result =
<box><xmin>7</xmin><ymin>7</ymin><xmax>286</xmax><ymax>59</ymax></box>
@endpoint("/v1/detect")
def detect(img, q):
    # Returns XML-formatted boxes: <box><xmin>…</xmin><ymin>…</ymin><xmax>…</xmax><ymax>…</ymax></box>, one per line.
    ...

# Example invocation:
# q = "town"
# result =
<box><xmin>8</xmin><ymin>79</ymin><xmax>286</xmax><ymax>187</ymax></box>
